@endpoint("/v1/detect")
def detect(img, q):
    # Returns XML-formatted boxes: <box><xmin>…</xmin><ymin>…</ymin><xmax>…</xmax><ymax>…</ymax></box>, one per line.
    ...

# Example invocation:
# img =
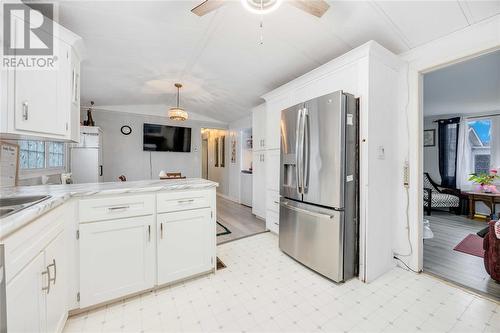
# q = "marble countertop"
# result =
<box><xmin>0</xmin><ymin>178</ymin><xmax>218</xmax><ymax>240</ymax></box>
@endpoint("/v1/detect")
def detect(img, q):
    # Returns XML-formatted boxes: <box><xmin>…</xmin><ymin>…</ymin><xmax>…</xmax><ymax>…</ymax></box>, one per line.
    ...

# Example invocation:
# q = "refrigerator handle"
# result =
<box><xmin>302</xmin><ymin>108</ymin><xmax>310</xmax><ymax>193</ymax></box>
<box><xmin>295</xmin><ymin>108</ymin><xmax>303</xmax><ymax>194</ymax></box>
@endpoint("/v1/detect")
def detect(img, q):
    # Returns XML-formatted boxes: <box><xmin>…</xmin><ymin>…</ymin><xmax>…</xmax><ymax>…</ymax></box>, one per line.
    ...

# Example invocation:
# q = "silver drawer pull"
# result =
<box><xmin>47</xmin><ymin>259</ymin><xmax>56</xmax><ymax>285</ymax></box>
<box><xmin>108</xmin><ymin>205</ymin><xmax>130</xmax><ymax>211</ymax></box>
<box><xmin>279</xmin><ymin>202</ymin><xmax>334</xmax><ymax>219</ymax></box>
<box><xmin>41</xmin><ymin>268</ymin><xmax>50</xmax><ymax>293</ymax></box>
<box><xmin>177</xmin><ymin>199</ymin><xmax>194</xmax><ymax>204</ymax></box>
<box><xmin>22</xmin><ymin>101</ymin><xmax>29</xmax><ymax>120</ymax></box>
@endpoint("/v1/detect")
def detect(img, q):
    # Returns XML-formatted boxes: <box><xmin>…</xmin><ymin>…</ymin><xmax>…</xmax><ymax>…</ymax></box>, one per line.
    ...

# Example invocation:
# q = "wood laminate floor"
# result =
<box><xmin>216</xmin><ymin>196</ymin><xmax>267</xmax><ymax>244</ymax></box>
<box><xmin>423</xmin><ymin>211</ymin><xmax>500</xmax><ymax>301</ymax></box>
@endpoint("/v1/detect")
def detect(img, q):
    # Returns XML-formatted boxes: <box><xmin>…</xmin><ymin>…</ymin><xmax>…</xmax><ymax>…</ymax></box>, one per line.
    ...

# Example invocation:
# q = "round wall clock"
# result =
<box><xmin>120</xmin><ymin>125</ymin><xmax>132</xmax><ymax>135</ymax></box>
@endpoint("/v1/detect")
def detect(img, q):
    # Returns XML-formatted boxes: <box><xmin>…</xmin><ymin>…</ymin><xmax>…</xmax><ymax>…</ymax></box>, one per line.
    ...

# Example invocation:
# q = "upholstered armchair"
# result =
<box><xmin>483</xmin><ymin>220</ymin><xmax>500</xmax><ymax>282</ymax></box>
<box><xmin>423</xmin><ymin>173</ymin><xmax>460</xmax><ymax>216</ymax></box>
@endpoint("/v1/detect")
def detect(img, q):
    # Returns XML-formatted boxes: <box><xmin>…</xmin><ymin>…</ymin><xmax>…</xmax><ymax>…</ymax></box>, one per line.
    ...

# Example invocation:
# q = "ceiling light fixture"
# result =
<box><xmin>241</xmin><ymin>0</ymin><xmax>283</xmax><ymax>15</ymax></box>
<box><xmin>168</xmin><ymin>83</ymin><xmax>188</xmax><ymax>121</ymax></box>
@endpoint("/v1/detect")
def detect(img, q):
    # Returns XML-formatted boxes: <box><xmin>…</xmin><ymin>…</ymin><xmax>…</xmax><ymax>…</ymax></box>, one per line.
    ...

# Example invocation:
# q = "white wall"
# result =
<box><xmin>394</xmin><ymin>15</ymin><xmax>500</xmax><ymax>272</ymax></box>
<box><xmin>84</xmin><ymin>109</ymin><xmax>229</xmax><ymax>193</ymax></box>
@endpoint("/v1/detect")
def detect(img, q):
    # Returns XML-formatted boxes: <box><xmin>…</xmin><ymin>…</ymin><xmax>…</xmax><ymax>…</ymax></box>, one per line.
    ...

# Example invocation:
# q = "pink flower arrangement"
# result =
<box><xmin>469</xmin><ymin>169</ymin><xmax>500</xmax><ymax>193</ymax></box>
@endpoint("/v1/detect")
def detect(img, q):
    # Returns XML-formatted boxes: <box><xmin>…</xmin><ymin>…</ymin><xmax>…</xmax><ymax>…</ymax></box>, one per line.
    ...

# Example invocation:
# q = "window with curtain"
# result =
<box><xmin>467</xmin><ymin>119</ymin><xmax>491</xmax><ymax>175</ymax></box>
<box><xmin>457</xmin><ymin>116</ymin><xmax>500</xmax><ymax>189</ymax></box>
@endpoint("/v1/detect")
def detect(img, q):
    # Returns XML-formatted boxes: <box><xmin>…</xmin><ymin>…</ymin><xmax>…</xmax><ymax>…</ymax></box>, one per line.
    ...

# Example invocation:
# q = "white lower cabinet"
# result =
<box><xmin>6</xmin><ymin>230</ymin><xmax>67</xmax><ymax>333</ymax></box>
<box><xmin>79</xmin><ymin>215</ymin><xmax>155</xmax><ymax>308</ymax></box>
<box><xmin>157</xmin><ymin>208</ymin><xmax>213</xmax><ymax>285</ymax></box>
<box><xmin>45</xmin><ymin>231</ymin><xmax>68</xmax><ymax>333</ymax></box>
<box><xmin>6</xmin><ymin>251</ymin><xmax>46</xmax><ymax>332</ymax></box>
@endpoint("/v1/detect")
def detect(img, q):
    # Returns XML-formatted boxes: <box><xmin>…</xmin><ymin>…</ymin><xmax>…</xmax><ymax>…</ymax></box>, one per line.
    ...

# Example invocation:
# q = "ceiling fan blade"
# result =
<box><xmin>191</xmin><ymin>0</ymin><xmax>225</xmax><ymax>16</ymax></box>
<box><xmin>289</xmin><ymin>0</ymin><xmax>330</xmax><ymax>18</ymax></box>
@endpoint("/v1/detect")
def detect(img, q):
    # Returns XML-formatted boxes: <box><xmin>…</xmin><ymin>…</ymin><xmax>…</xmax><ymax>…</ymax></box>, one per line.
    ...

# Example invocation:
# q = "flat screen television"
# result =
<box><xmin>143</xmin><ymin>123</ymin><xmax>191</xmax><ymax>152</ymax></box>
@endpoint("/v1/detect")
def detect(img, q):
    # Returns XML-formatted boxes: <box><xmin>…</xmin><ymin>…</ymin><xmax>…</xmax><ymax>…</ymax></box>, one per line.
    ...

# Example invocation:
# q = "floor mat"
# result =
<box><xmin>453</xmin><ymin>234</ymin><xmax>485</xmax><ymax>258</ymax></box>
<box><xmin>216</xmin><ymin>221</ymin><xmax>231</xmax><ymax>236</ymax></box>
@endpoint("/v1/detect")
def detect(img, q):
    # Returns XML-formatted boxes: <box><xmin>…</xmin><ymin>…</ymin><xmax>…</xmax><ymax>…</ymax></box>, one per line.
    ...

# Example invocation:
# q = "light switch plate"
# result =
<box><xmin>377</xmin><ymin>146</ymin><xmax>385</xmax><ymax>160</ymax></box>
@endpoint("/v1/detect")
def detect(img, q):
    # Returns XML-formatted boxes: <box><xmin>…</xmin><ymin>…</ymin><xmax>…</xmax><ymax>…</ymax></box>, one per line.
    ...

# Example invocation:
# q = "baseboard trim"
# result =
<box><xmin>216</xmin><ymin>193</ymin><xmax>240</xmax><ymax>204</ymax></box>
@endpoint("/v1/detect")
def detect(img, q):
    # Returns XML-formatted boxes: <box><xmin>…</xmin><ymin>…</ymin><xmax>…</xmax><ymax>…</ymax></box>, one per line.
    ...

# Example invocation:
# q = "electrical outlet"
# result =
<box><xmin>403</xmin><ymin>161</ymin><xmax>410</xmax><ymax>188</ymax></box>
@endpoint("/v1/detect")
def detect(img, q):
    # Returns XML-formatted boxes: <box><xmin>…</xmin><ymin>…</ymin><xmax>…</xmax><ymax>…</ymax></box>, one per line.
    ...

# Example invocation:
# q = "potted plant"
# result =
<box><xmin>468</xmin><ymin>169</ymin><xmax>500</xmax><ymax>193</ymax></box>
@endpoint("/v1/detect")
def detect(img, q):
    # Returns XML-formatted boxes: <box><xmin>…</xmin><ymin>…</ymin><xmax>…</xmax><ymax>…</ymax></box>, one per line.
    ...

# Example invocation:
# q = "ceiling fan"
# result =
<box><xmin>191</xmin><ymin>0</ymin><xmax>330</xmax><ymax>18</ymax></box>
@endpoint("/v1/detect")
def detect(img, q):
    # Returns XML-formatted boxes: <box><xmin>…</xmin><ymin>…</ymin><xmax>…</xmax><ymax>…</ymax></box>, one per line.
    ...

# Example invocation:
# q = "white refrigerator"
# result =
<box><xmin>70</xmin><ymin>126</ymin><xmax>103</xmax><ymax>184</ymax></box>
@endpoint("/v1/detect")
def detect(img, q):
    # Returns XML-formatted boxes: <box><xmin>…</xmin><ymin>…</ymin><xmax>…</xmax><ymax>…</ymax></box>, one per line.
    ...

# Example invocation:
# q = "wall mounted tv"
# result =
<box><xmin>143</xmin><ymin>123</ymin><xmax>192</xmax><ymax>152</ymax></box>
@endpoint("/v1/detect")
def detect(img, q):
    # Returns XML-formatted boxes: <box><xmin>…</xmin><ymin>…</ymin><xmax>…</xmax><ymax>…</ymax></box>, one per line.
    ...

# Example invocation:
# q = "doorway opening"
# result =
<box><xmin>201</xmin><ymin>128</ymin><xmax>266</xmax><ymax>244</ymax></box>
<box><xmin>421</xmin><ymin>49</ymin><xmax>500</xmax><ymax>300</ymax></box>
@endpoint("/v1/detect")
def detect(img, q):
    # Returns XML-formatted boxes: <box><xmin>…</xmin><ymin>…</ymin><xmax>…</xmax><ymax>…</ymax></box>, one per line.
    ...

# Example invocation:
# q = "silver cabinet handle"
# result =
<box><xmin>22</xmin><ymin>101</ymin><xmax>29</xmax><ymax>120</ymax></box>
<box><xmin>108</xmin><ymin>205</ymin><xmax>130</xmax><ymax>212</ymax></box>
<box><xmin>160</xmin><ymin>222</ymin><xmax>164</xmax><ymax>239</ymax></box>
<box><xmin>41</xmin><ymin>268</ymin><xmax>51</xmax><ymax>293</ymax></box>
<box><xmin>148</xmin><ymin>225</ymin><xmax>151</xmax><ymax>242</ymax></box>
<box><xmin>177</xmin><ymin>199</ymin><xmax>194</xmax><ymax>204</ymax></box>
<box><xmin>47</xmin><ymin>259</ymin><xmax>56</xmax><ymax>285</ymax></box>
<box><xmin>279</xmin><ymin>202</ymin><xmax>334</xmax><ymax>219</ymax></box>
<box><xmin>274</xmin><ymin>201</ymin><xmax>279</xmax><ymax>204</ymax></box>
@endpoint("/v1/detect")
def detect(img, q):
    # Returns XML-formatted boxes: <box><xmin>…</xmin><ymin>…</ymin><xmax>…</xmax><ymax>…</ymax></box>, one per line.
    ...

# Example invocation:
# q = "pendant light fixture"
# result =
<box><xmin>168</xmin><ymin>83</ymin><xmax>188</xmax><ymax>121</ymax></box>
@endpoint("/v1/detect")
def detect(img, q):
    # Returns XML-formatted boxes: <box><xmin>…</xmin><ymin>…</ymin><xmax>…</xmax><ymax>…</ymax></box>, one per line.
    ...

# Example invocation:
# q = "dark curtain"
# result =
<box><xmin>438</xmin><ymin>117</ymin><xmax>460</xmax><ymax>188</ymax></box>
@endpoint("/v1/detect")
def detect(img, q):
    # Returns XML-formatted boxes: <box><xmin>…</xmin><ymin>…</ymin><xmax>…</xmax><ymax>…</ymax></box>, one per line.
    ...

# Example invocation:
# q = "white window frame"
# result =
<box><xmin>19</xmin><ymin>141</ymin><xmax>67</xmax><ymax>179</ymax></box>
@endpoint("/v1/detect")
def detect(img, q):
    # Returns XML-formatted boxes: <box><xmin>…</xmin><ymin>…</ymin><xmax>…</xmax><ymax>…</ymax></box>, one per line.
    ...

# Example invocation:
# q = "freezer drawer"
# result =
<box><xmin>279</xmin><ymin>199</ymin><xmax>344</xmax><ymax>282</ymax></box>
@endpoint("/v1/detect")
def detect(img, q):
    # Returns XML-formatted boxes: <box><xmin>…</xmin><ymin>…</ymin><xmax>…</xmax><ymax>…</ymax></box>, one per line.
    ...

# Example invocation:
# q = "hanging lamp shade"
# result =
<box><xmin>168</xmin><ymin>83</ymin><xmax>188</xmax><ymax>121</ymax></box>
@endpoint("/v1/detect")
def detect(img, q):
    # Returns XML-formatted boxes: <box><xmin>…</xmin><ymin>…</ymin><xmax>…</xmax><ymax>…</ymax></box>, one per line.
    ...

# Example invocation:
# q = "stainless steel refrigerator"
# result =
<box><xmin>279</xmin><ymin>90</ymin><xmax>358</xmax><ymax>283</ymax></box>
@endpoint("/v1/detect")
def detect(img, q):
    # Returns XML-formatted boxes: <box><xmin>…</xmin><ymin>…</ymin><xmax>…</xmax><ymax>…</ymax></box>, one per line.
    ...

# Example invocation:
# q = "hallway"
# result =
<box><xmin>216</xmin><ymin>196</ymin><xmax>267</xmax><ymax>244</ymax></box>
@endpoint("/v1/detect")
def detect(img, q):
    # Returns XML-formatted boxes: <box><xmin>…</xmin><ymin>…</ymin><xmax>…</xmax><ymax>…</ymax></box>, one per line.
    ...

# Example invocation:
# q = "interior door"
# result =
<box><xmin>6</xmin><ymin>251</ymin><xmax>46</xmax><ymax>332</ymax></box>
<box><xmin>157</xmin><ymin>208</ymin><xmax>212</xmax><ymax>285</ymax></box>
<box><xmin>45</xmin><ymin>231</ymin><xmax>67</xmax><ymax>333</ymax></box>
<box><xmin>302</xmin><ymin>91</ymin><xmax>345</xmax><ymax>209</ymax></box>
<box><xmin>79</xmin><ymin>215</ymin><xmax>155</xmax><ymax>308</ymax></box>
<box><xmin>280</xmin><ymin>103</ymin><xmax>303</xmax><ymax>201</ymax></box>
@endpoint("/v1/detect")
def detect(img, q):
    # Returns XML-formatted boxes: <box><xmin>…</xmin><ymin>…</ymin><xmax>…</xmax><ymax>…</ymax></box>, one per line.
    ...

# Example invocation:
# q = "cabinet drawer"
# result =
<box><xmin>157</xmin><ymin>190</ymin><xmax>210</xmax><ymax>214</ymax></box>
<box><xmin>266</xmin><ymin>190</ymin><xmax>280</xmax><ymax>213</ymax></box>
<box><xmin>79</xmin><ymin>194</ymin><xmax>154</xmax><ymax>223</ymax></box>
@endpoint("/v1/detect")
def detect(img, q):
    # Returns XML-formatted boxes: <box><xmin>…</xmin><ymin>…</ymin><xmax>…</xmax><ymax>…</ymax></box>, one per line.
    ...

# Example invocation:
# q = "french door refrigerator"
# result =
<box><xmin>279</xmin><ymin>90</ymin><xmax>358</xmax><ymax>283</ymax></box>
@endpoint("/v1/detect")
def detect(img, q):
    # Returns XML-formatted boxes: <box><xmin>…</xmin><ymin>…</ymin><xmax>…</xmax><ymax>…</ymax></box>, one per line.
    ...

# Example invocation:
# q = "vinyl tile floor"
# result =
<box><xmin>64</xmin><ymin>233</ymin><xmax>500</xmax><ymax>333</ymax></box>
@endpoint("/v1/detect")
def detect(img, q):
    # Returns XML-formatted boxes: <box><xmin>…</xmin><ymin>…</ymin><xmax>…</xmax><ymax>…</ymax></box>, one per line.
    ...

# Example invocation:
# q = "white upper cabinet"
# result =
<box><xmin>265</xmin><ymin>95</ymin><xmax>290</xmax><ymax>151</ymax></box>
<box><xmin>252</xmin><ymin>104</ymin><xmax>267</xmax><ymax>151</ymax></box>
<box><xmin>1</xmin><ymin>9</ymin><xmax>83</xmax><ymax>142</ymax></box>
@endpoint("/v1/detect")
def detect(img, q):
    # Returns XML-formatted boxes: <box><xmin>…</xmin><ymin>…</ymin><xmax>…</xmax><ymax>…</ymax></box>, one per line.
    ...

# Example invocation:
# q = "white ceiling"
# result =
<box><xmin>57</xmin><ymin>0</ymin><xmax>500</xmax><ymax>123</ymax></box>
<box><xmin>423</xmin><ymin>49</ymin><xmax>500</xmax><ymax>117</ymax></box>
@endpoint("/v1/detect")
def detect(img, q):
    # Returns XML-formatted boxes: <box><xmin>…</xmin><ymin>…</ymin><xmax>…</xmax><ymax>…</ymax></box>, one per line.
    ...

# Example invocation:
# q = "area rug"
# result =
<box><xmin>216</xmin><ymin>257</ymin><xmax>226</xmax><ymax>270</ymax></box>
<box><xmin>453</xmin><ymin>234</ymin><xmax>485</xmax><ymax>258</ymax></box>
<box><xmin>216</xmin><ymin>221</ymin><xmax>231</xmax><ymax>236</ymax></box>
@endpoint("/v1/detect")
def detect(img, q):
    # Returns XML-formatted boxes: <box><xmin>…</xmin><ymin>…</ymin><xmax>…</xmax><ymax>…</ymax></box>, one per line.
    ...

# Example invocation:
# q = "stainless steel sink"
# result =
<box><xmin>0</xmin><ymin>195</ymin><xmax>51</xmax><ymax>218</ymax></box>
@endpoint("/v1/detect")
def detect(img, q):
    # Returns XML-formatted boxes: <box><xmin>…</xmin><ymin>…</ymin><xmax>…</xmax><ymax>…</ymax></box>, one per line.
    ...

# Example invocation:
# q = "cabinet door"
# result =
<box><xmin>252</xmin><ymin>152</ymin><xmax>266</xmax><ymax>219</ymax></box>
<box><xmin>157</xmin><ymin>208</ymin><xmax>213</xmax><ymax>285</ymax></box>
<box><xmin>265</xmin><ymin>150</ymin><xmax>280</xmax><ymax>191</ymax></box>
<box><xmin>13</xmin><ymin>16</ymin><xmax>67</xmax><ymax>136</ymax></box>
<box><xmin>6</xmin><ymin>251</ymin><xmax>46</xmax><ymax>332</ymax></box>
<box><xmin>252</xmin><ymin>106</ymin><xmax>266</xmax><ymax>150</ymax></box>
<box><xmin>45</xmin><ymin>231</ymin><xmax>68</xmax><ymax>333</ymax></box>
<box><xmin>79</xmin><ymin>215</ymin><xmax>155</xmax><ymax>308</ymax></box>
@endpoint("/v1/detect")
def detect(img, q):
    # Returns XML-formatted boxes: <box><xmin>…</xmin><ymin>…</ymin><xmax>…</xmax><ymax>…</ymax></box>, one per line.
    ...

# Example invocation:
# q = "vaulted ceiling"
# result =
<box><xmin>57</xmin><ymin>1</ymin><xmax>500</xmax><ymax>123</ymax></box>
